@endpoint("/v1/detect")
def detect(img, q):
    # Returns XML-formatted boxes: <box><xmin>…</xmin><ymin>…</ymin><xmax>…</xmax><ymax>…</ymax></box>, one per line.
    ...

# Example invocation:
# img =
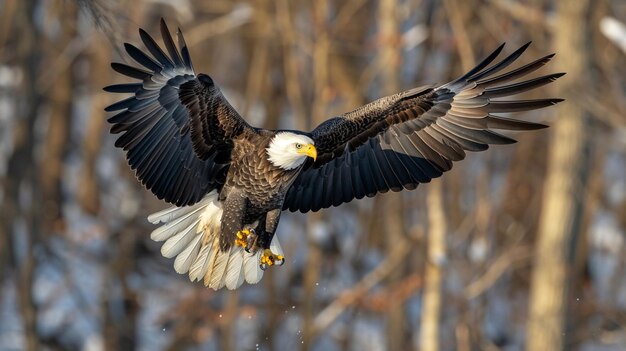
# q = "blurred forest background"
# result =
<box><xmin>1</xmin><ymin>0</ymin><xmax>625</xmax><ymax>350</ymax></box>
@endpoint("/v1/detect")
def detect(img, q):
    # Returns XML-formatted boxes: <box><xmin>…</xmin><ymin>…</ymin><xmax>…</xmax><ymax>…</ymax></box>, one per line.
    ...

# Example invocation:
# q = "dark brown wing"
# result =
<box><xmin>284</xmin><ymin>42</ymin><xmax>564</xmax><ymax>213</ymax></box>
<box><xmin>105</xmin><ymin>19</ymin><xmax>254</xmax><ymax>206</ymax></box>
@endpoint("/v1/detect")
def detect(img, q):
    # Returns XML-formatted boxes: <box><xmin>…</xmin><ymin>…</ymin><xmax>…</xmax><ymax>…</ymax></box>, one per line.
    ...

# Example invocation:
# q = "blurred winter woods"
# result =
<box><xmin>1</xmin><ymin>0</ymin><xmax>625</xmax><ymax>350</ymax></box>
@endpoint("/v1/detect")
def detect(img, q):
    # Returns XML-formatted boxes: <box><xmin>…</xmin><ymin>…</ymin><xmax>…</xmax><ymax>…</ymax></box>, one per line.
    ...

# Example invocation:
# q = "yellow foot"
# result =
<box><xmin>260</xmin><ymin>249</ymin><xmax>285</xmax><ymax>270</ymax></box>
<box><xmin>235</xmin><ymin>229</ymin><xmax>257</xmax><ymax>252</ymax></box>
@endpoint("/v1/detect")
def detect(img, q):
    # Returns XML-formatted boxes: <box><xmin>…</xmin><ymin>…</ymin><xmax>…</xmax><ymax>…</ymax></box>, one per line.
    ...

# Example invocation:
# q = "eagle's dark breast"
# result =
<box><xmin>223</xmin><ymin>130</ymin><xmax>301</xmax><ymax>221</ymax></box>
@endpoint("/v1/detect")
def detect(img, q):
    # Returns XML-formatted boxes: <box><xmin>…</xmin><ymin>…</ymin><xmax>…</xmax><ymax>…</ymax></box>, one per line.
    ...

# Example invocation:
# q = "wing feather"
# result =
<box><xmin>160</xmin><ymin>20</ymin><xmax>185</xmax><ymax>68</ymax></box>
<box><xmin>111</xmin><ymin>62</ymin><xmax>151</xmax><ymax>80</ymax></box>
<box><xmin>123</xmin><ymin>43</ymin><xmax>162</xmax><ymax>72</ymax></box>
<box><xmin>105</xmin><ymin>18</ymin><xmax>253</xmax><ymax>206</ymax></box>
<box><xmin>284</xmin><ymin>43</ymin><xmax>563</xmax><ymax>212</ymax></box>
<box><xmin>139</xmin><ymin>28</ymin><xmax>175</xmax><ymax>69</ymax></box>
<box><xmin>465</xmin><ymin>42</ymin><xmax>531</xmax><ymax>82</ymax></box>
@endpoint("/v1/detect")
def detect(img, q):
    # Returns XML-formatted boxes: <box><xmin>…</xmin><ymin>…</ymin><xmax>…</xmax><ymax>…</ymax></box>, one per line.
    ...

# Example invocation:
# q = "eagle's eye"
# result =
<box><xmin>295</xmin><ymin>143</ymin><xmax>302</xmax><ymax>149</ymax></box>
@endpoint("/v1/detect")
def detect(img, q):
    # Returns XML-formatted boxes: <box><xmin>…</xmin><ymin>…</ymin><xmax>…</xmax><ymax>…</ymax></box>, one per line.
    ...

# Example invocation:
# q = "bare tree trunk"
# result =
<box><xmin>0</xmin><ymin>0</ymin><xmax>17</xmax><ymax>52</ymax></box>
<box><xmin>0</xmin><ymin>0</ymin><xmax>18</xmax><ymax>284</ymax></box>
<box><xmin>526</xmin><ymin>0</ymin><xmax>591</xmax><ymax>349</ymax></box>
<box><xmin>4</xmin><ymin>0</ymin><xmax>44</xmax><ymax>349</ymax></box>
<box><xmin>103</xmin><ymin>226</ymin><xmax>140</xmax><ymax>351</ymax></box>
<box><xmin>443</xmin><ymin>0</ymin><xmax>474</xmax><ymax>65</ymax></box>
<box><xmin>276</xmin><ymin>0</ymin><xmax>307</xmax><ymax>126</ymax></box>
<box><xmin>40</xmin><ymin>1</ymin><xmax>77</xmax><ymax>231</ymax></box>
<box><xmin>78</xmin><ymin>37</ymin><xmax>110</xmax><ymax>214</ymax></box>
<box><xmin>243</xmin><ymin>0</ymin><xmax>272</xmax><ymax>122</ymax></box>
<box><xmin>420</xmin><ymin>179</ymin><xmax>446</xmax><ymax>351</ymax></box>
<box><xmin>302</xmin><ymin>1</ymin><xmax>330</xmax><ymax>349</ymax></box>
<box><xmin>383</xmin><ymin>196</ymin><xmax>408</xmax><ymax>351</ymax></box>
<box><xmin>377</xmin><ymin>1</ymin><xmax>409</xmax><ymax>350</ymax></box>
<box><xmin>377</xmin><ymin>0</ymin><xmax>400</xmax><ymax>96</ymax></box>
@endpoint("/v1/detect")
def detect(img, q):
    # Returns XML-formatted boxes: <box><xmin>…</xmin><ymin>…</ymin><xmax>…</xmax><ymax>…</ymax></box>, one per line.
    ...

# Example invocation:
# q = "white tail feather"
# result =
<box><xmin>150</xmin><ymin>205</ymin><xmax>206</xmax><ymax>241</ymax></box>
<box><xmin>189</xmin><ymin>243</ymin><xmax>213</xmax><ymax>282</ymax></box>
<box><xmin>147</xmin><ymin>190</ymin><xmax>284</xmax><ymax>290</ymax></box>
<box><xmin>270</xmin><ymin>235</ymin><xmax>284</xmax><ymax>256</ymax></box>
<box><xmin>224</xmin><ymin>249</ymin><xmax>245</xmax><ymax>289</ymax></box>
<box><xmin>148</xmin><ymin>200</ymin><xmax>205</xmax><ymax>224</ymax></box>
<box><xmin>160</xmin><ymin>221</ymin><xmax>199</xmax><ymax>258</ymax></box>
<box><xmin>244</xmin><ymin>250</ymin><xmax>264</xmax><ymax>284</ymax></box>
<box><xmin>173</xmin><ymin>234</ymin><xmax>202</xmax><ymax>274</ymax></box>
<box><xmin>205</xmin><ymin>246</ymin><xmax>229</xmax><ymax>289</ymax></box>
<box><xmin>147</xmin><ymin>206</ymin><xmax>185</xmax><ymax>224</ymax></box>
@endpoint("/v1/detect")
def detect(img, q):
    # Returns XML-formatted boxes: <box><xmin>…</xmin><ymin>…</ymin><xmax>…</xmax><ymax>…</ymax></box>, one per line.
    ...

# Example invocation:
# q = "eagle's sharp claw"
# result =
<box><xmin>235</xmin><ymin>229</ymin><xmax>257</xmax><ymax>251</ymax></box>
<box><xmin>260</xmin><ymin>249</ymin><xmax>285</xmax><ymax>269</ymax></box>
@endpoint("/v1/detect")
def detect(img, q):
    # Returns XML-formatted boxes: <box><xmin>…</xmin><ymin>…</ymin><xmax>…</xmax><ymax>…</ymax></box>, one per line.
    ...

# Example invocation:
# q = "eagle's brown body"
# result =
<box><xmin>219</xmin><ymin>130</ymin><xmax>302</xmax><ymax>250</ymax></box>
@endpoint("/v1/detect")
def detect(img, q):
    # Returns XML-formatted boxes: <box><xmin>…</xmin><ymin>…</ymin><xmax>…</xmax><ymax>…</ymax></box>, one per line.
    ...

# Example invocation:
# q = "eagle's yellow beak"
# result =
<box><xmin>298</xmin><ymin>144</ymin><xmax>317</xmax><ymax>161</ymax></box>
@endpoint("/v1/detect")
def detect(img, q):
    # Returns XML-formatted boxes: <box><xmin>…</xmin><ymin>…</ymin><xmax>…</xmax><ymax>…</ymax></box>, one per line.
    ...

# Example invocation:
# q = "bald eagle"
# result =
<box><xmin>104</xmin><ymin>19</ymin><xmax>563</xmax><ymax>290</ymax></box>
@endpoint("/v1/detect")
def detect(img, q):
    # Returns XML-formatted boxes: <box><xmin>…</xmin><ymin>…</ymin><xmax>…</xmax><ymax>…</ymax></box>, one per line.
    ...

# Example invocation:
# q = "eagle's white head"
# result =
<box><xmin>266</xmin><ymin>132</ymin><xmax>317</xmax><ymax>170</ymax></box>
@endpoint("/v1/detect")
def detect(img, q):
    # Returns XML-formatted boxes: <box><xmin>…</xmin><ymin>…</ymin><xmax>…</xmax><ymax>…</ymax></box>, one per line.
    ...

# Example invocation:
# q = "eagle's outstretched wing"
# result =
<box><xmin>284</xmin><ymin>43</ymin><xmax>564</xmax><ymax>213</ymax></box>
<box><xmin>105</xmin><ymin>19</ymin><xmax>254</xmax><ymax>206</ymax></box>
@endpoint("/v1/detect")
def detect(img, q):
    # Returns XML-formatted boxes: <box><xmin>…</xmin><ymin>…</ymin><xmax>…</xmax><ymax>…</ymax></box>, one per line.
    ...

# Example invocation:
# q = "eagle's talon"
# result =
<box><xmin>246</xmin><ymin>232</ymin><xmax>258</xmax><ymax>252</ymax></box>
<box><xmin>259</xmin><ymin>249</ymin><xmax>285</xmax><ymax>269</ymax></box>
<box><xmin>235</xmin><ymin>229</ymin><xmax>257</xmax><ymax>251</ymax></box>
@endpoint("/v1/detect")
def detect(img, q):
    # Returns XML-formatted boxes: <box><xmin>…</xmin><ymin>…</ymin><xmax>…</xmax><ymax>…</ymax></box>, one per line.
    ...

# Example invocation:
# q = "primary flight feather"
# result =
<box><xmin>105</xmin><ymin>19</ymin><xmax>563</xmax><ymax>290</ymax></box>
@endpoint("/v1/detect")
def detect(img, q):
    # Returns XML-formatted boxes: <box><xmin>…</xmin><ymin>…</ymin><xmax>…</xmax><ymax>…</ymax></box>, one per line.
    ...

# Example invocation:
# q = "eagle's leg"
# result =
<box><xmin>258</xmin><ymin>209</ymin><xmax>284</xmax><ymax>270</ymax></box>
<box><xmin>221</xmin><ymin>191</ymin><xmax>254</xmax><ymax>251</ymax></box>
